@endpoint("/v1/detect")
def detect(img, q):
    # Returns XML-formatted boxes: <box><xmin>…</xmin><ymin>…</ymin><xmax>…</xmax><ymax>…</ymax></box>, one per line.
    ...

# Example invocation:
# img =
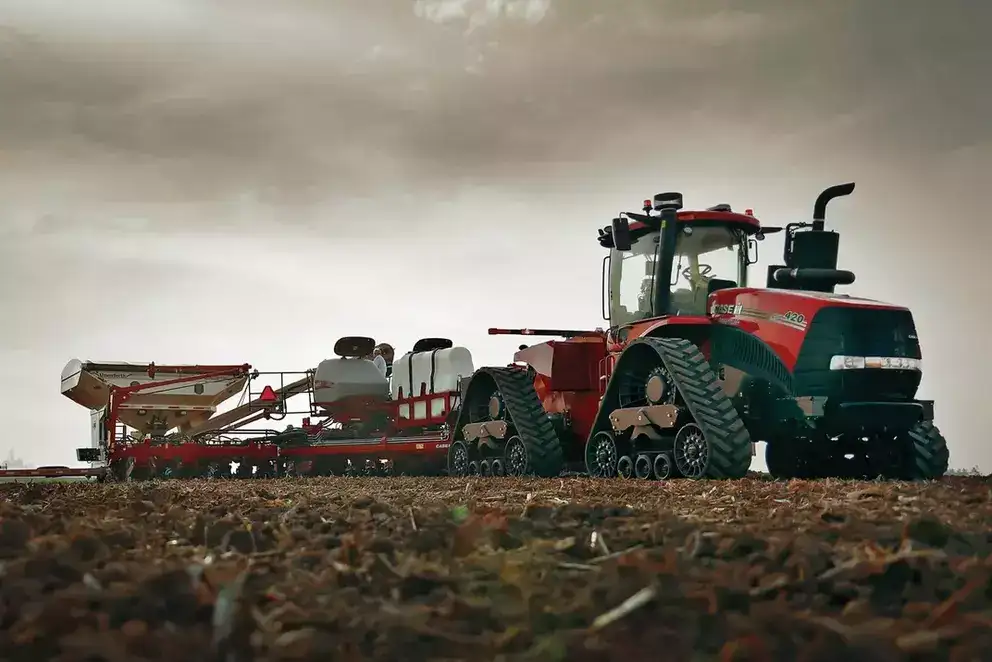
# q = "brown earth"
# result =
<box><xmin>1</xmin><ymin>475</ymin><xmax>991</xmax><ymax>662</ymax></box>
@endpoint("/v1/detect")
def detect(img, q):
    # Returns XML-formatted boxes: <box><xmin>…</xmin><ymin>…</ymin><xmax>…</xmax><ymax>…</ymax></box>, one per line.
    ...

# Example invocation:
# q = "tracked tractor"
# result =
<box><xmin>448</xmin><ymin>183</ymin><xmax>949</xmax><ymax>481</ymax></box>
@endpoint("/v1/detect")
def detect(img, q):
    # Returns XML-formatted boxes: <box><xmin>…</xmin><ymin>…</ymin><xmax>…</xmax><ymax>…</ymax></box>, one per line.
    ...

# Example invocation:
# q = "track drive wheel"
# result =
<box><xmin>447</xmin><ymin>440</ymin><xmax>470</xmax><ymax>477</ymax></box>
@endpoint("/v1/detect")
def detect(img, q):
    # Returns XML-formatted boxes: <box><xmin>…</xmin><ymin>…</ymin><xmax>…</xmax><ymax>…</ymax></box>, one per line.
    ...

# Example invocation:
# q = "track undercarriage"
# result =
<box><xmin>586</xmin><ymin>337</ymin><xmax>753</xmax><ymax>481</ymax></box>
<box><xmin>447</xmin><ymin>338</ymin><xmax>754</xmax><ymax>482</ymax></box>
<box><xmin>447</xmin><ymin>366</ymin><xmax>564</xmax><ymax>478</ymax></box>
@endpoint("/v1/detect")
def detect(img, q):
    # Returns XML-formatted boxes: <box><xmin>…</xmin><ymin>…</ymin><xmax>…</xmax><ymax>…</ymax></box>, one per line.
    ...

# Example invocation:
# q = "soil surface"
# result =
<box><xmin>1</xmin><ymin>475</ymin><xmax>991</xmax><ymax>662</ymax></box>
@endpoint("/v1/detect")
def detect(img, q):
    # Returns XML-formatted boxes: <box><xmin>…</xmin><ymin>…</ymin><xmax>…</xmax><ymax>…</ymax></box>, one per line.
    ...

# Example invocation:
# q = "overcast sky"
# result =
<box><xmin>1</xmin><ymin>0</ymin><xmax>989</xmax><ymax>471</ymax></box>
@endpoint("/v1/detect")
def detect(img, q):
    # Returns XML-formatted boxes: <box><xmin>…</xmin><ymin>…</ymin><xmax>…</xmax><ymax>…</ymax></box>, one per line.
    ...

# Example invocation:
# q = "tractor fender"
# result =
<box><xmin>706</xmin><ymin>324</ymin><xmax>794</xmax><ymax>396</ymax></box>
<box><xmin>625</xmin><ymin>316</ymin><xmax>711</xmax><ymax>346</ymax></box>
<box><xmin>632</xmin><ymin>321</ymin><xmax>793</xmax><ymax>396</ymax></box>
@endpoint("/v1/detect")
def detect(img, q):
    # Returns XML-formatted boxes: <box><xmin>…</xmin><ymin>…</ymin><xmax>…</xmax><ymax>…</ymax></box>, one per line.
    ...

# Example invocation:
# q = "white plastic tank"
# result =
<box><xmin>391</xmin><ymin>346</ymin><xmax>474</xmax><ymax>400</ymax></box>
<box><xmin>313</xmin><ymin>357</ymin><xmax>389</xmax><ymax>406</ymax></box>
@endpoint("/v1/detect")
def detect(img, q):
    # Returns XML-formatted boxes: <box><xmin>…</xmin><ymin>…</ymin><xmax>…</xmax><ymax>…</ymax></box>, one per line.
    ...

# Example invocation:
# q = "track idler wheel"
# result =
<box><xmin>490</xmin><ymin>458</ymin><xmax>505</xmax><ymax>477</ymax></box>
<box><xmin>447</xmin><ymin>440</ymin><xmax>470</xmax><ymax>477</ymax></box>
<box><xmin>616</xmin><ymin>455</ymin><xmax>634</xmax><ymax>479</ymax></box>
<box><xmin>585</xmin><ymin>431</ymin><xmax>619</xmax><ymax>478</ymax></box>
<box><xmin>673</xmin><ymin>423</ymin><xmax>708</xmax><ymax>479</ymax></box>
<box><xmin>503</xmin><ymin>435</ymin><xmax>529</xmax><ymax>477</ymax></box>
<box><xmin>634</xmin><ymin>454</ymin><xmax>653</xmax><ymax>480</ymax></box>
<box><xmin>479</xmin><ymin>459</ymin><xmax>492</xmax><ymax>477</ymax></box>
<box><xmin>468</xmin><ymin>460</ymin><xmax>480</xmax><ymax>476</ymax></box>
<box><xmin>653</xmin><ymin>452</ymin><xmax>673</xmax><ymax>480</ymax></box>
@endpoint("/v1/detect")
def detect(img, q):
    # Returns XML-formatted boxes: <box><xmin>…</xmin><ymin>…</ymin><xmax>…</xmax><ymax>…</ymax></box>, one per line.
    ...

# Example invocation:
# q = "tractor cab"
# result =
<box><xmin>600</xmin><ymin>194</ymin><xmax>764</xmax><ymax>327</ymax></box>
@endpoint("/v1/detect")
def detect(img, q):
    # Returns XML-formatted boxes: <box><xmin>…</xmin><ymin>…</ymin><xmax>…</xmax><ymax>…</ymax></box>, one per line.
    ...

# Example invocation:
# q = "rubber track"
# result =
<box><xmin>596</xmin><ymin>337</ymin><xmax>753</xmax><ymax>479</ymax></box>
<box><xmin>453</xmin><ymin>367</ymin><xmax>564</xmax><ymax>477</ymax></box>
<box><xmin>906</xmin><ymin>420</ymin><xmax>949</xmax><ymax>479</ymax></box>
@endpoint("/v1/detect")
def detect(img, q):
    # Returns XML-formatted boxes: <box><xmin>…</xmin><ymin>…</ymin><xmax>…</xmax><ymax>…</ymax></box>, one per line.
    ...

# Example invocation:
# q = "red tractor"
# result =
<box><xmin>447</xmin><ymin>183</ymin><xmax>949</xmax><ymax>481</ymax></box>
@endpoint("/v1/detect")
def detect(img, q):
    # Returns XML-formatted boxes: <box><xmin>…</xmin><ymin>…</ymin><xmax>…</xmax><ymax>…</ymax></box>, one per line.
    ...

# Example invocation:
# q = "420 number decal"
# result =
<box><xmin>780</xmin><ymin>311</ymin><xmax>806</xmax><ymax>325</ymax></box>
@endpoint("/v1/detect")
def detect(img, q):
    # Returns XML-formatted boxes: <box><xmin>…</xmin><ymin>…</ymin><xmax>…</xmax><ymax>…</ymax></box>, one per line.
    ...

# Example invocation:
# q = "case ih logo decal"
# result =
<box><xmin>710</xmin><ymin>302</ymin><xmax>808</xmax><ymax>330</ymax></box>
<box><xmin>710</xmin><ymin>303</ymin><xmax>743</xmax><ymax>316</ymax></box>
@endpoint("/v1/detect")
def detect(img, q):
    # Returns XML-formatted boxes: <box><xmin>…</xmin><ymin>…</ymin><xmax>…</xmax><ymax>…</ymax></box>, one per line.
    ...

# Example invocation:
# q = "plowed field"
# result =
<box><xmin>1</xmin><ymin>475</ymin><xmax>990</xmax><ymax>661</ymax></box>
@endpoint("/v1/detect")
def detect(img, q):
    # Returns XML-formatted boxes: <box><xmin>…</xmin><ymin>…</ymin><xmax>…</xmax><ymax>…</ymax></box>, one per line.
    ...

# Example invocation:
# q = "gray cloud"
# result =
<box><xmin>4</xmin><ymin>0</ymin><xmax>986</xmax><ymax>209</ymax></box>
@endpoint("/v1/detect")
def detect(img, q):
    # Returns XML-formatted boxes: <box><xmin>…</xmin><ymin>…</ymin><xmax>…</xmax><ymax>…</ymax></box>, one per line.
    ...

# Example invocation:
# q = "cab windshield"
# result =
<box><xmin>670</xmin><ymin>225</ymin><xmax>748</xmax><ymax>316</ymax></box>
<box><xmin>609</xmin><ymin>224</ymin><xmax>748</xmax><ymax>326</ymax></box>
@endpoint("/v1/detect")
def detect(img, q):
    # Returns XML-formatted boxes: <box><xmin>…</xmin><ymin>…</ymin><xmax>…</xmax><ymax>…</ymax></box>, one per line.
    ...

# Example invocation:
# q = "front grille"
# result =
<box><xmin>793</xmin><ymin>306</ymin><xmax>922</xmax><ymax>400</ymax></box>
<box><xmin>830</xmin><ymin>369</ymin><xmax>922</xmax><ymax>400</ymax></box>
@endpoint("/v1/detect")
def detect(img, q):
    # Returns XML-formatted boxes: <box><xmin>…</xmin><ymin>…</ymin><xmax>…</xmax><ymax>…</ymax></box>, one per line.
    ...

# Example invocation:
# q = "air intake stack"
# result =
<box><xmin>767</xmin><ymin>182</ymin><xmax>857</xmax><ymax>293</ymax></box>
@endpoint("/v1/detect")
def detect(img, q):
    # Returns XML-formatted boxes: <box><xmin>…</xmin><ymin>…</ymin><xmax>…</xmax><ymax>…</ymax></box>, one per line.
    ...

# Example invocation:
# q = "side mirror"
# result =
<box><xmin>747</xmin><ymin>237</ymin><xmax>759</xmax><ymax>265</ymax></box>
<box><xmin>611</xmin><ymin>216</ymin><xmax>632</xmax><ymax>251</ymax></box>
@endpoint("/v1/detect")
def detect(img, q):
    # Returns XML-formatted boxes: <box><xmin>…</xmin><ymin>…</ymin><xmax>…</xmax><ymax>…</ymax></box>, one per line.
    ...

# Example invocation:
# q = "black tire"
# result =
<box><xmin>447</xmin><ymin>440</ymin><xmax>470</xmax><ymax>477</ymax></box>
<box><xmin>617</xmin><ymin>455</ymin><xmax>634</xmax><ymax>479</ymax></box>
<box><xmin>765</xmin><ymin>441</ymin><xmax>801</xmax><ymax>479</ymax></box>
<box><xmin>479</xmin><ymin>459</ymin><xmax>492</xmax><ymax>477</ymax></box>
<box><xmin>490</xmin><ymin>458</ymin><xmax>505</xmax><ymax>476</ymax></box>
<box><xmin>108</xmin><ymin>459</ymin><xmax>129</xmax><ymax>483</ymax></box>
<box><xmin>653</xmin><ymin>452</ymin><xmax>673</xmax><ymax>480</ymax></box>
<box><xmin>467</xmin><ymin>460</ymin><xmax>480</xmax><ymax>476</ymax></box>
<box><xmin>903</xmin><ymin>420</ymin><xmax>949</xmax><ymax>480</ymax></box>
<box><xmin>585</xmin><ymin>430</ymin><xmax>619</xmax><ymax>477</ymax></box>
<box><xmin>634</xmin><ymin>454</ymin><xmax>653</xmax><ymax>479</ymax></box>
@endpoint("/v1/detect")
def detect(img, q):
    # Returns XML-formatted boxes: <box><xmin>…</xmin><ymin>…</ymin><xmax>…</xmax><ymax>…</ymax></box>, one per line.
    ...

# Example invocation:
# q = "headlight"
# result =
<box><xmin>829</xmin><ymin>355</ymin><xmax>922</xmax><ymax>371</ymax></box>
